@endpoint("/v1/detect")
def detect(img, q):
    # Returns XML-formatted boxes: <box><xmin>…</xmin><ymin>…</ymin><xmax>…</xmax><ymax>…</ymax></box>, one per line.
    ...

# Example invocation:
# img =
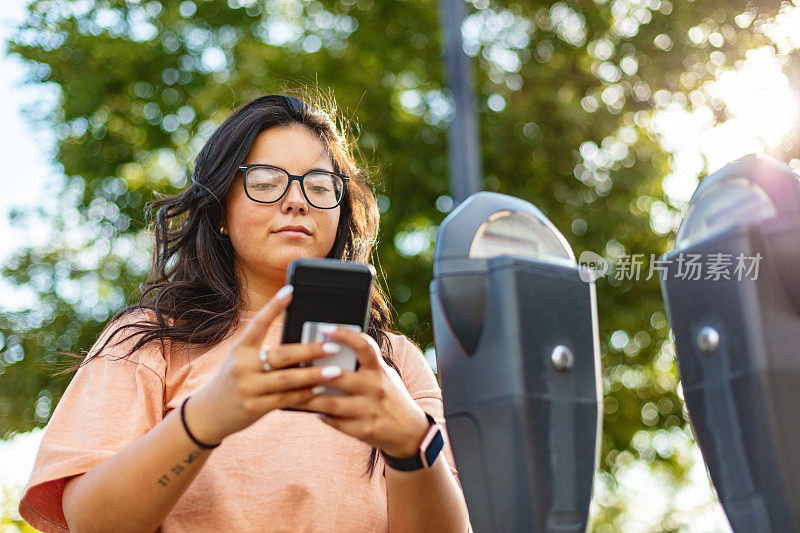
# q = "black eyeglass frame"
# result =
<box><xmin>238</xmin><ymin>164</ymin><xmax>350</xmax><ymax>209</ymax></box>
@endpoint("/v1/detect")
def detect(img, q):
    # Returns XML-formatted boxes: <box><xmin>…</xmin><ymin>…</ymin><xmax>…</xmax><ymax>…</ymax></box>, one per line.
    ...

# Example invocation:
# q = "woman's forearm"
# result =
<box><xmin>386</xmin><ymin>458</ymin><xmax>471</xmax><ymax>533</ymax></box>
<box><xmin>62</xmin><ymin>396</ymin><xmax>219</xmax><ymax>533</ymax></box>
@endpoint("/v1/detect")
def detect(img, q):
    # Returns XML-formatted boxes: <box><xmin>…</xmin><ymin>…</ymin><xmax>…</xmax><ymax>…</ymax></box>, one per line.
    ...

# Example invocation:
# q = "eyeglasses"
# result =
<box><xmin>239</xmin><ymin>164</ymin><xmax>349</xmax><ymax>209</ymax></box>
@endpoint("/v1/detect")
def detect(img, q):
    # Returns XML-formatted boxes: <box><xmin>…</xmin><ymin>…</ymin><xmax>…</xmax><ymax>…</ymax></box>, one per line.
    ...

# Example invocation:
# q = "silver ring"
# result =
<box><xmin>258</xmin><ymin>347</ymin><xmax>273</xmax><ymax>372</ymax></box>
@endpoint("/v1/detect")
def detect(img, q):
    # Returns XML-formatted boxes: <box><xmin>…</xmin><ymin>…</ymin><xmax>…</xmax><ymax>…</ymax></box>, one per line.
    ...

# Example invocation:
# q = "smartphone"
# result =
<box><xmin>280</xmin><ymin>258</ymin><xmax>375</xmax><ymax>411</ymax></box>
<box><xmin>281</xmin><ymin>257</ymin><xmax>375</xmax><ymax>358</ymax></box>
<box><xmin>301</xmin><ymin>321</ymin><xmax>362</xmax><ymax>396</ymax></box>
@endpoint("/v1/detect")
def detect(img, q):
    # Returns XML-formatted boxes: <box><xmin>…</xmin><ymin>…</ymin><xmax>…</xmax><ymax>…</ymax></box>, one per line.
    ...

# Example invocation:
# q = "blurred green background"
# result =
<box><xmin>1</xmin><ymin>0</ymin><xmax>799</xmax><ymax>530</ymax></box>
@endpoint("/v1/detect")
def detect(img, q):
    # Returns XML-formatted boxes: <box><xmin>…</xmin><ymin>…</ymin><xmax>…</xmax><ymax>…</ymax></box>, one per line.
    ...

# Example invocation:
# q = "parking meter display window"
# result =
<box><xmin>677</xmin><ymin>176</ymin><xmax>777</xmax><ymax>248</ymax></box>
<box><xmin>468</xmin><ymin>209</ymin><xmax>575</xmax><ymax>265</ymax></box>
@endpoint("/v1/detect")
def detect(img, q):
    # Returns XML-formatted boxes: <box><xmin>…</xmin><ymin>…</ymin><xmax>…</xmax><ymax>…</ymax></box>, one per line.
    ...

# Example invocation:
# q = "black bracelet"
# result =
<box><xmin>180</xmin><ymin>396</ymin><xmax>221</xmax><ymax>449</ymax></box>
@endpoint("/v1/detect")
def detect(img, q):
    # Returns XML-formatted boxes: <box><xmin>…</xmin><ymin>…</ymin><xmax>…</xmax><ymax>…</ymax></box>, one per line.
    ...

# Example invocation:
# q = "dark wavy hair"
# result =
<box><xmin>58</xmin><ymin>90</ymin><xmax>400</xmax><ymax>479</ymax></box>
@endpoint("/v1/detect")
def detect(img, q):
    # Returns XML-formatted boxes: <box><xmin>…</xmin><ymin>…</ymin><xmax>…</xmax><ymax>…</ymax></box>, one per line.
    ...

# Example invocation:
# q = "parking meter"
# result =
<box><xmin>430</xmin><ymin>191</ymin><xmax>602</xmax><ymax>532</ymax></box>
<box><xmin>660</xmin><ymin>155</ymin><xmax>800</xmax><ymax>531</ymax></box>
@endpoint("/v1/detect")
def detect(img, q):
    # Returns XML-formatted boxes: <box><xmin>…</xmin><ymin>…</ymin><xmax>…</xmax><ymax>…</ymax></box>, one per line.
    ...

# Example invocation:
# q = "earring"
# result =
<box><xmin>220</xmin><ymin>226</ymin><xmax>226</xmax><ymax>235</ymax></box>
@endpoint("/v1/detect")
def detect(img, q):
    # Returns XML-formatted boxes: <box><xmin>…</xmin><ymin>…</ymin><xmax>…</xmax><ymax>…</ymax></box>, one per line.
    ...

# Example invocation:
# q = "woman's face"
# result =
<box><xmin>224</xmin><ymin>123</ymin><xmax>341</xmax><ymax>290</ymax></box>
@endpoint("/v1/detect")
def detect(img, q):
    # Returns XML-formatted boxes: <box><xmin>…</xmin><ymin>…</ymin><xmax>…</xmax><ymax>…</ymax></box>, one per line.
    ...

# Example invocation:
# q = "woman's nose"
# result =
<box><xmin>281</xmin><ymin>181</ymin><xmax>308</xmax><ymax>213</ymax></box>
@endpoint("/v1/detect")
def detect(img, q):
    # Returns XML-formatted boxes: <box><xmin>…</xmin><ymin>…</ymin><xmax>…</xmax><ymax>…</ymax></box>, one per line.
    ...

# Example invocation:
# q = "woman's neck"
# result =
<box><xmin>238</xmin><ymin>273</ymin><xmax>286</xmax><ymax>313</ymax></box>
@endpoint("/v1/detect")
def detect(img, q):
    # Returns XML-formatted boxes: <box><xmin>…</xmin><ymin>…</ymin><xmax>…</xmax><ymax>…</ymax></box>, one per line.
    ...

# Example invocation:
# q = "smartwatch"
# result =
<box><xmin>381</xmin><ymin>413</ymin><xmax>444</xmax><ymax>471</ymax></box>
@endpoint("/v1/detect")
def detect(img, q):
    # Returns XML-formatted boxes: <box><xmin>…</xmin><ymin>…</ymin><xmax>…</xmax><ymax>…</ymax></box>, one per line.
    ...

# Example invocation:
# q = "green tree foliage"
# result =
<box><xmin>2</xmin><ymin>0</ymin><xmax>797</xmax><ymax>524</ymax></box>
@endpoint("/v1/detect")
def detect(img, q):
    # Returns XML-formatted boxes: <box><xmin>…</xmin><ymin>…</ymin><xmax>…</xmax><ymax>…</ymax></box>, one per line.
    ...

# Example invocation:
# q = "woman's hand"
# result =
<box><xmin>295</xmin><ymin>326</ymin><xmax>432</xmax><ymax>458</ymax></box>
<box><xmin>184</xmin><ymin>286</ymin><xmax>346</xmax><ymax>445</ymax></box>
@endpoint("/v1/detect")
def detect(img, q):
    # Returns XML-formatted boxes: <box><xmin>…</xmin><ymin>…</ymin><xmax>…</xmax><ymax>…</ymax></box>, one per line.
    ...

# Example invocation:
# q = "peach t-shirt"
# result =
<box><xmin>18</xmin><ymin>309</ymin><xmax>461</xmax><ymax>532</ymax></box>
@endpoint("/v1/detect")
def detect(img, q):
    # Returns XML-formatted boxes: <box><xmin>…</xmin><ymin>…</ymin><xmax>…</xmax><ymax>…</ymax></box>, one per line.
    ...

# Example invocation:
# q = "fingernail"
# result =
<box><xmin>321</xmin><ymin>366</ymin><xmax>342</xmax><ymax>378</ymax></box>
<box><xmin>322</xmin><ymin>342</ymin><xmax>341</xmax><ymax>354</ymax></box>
<box><xmin>319</xmin><ymin>324</ymin><xmax>337</xmax><ymax>334</ymax></box>
<box><xmin>312</xmin><ymin>385</ymin><xmax>326</xmax><ymax>395</ymax></box>
<box><xmin>276</xmin><ymin>285</ymin><xmax>294</xmax><ymax>299</ymax></box>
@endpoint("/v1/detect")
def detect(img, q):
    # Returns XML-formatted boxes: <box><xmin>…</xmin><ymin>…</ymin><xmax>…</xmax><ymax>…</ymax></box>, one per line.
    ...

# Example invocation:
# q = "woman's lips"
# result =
<box><xmin>274</xmin><ymin>230</ymin><xmax>310</xmax><ymax>239</ymax></box>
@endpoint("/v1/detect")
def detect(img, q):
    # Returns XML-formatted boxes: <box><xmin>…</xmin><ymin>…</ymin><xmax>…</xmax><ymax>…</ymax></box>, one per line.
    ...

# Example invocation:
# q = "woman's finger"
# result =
<box><xmin>321</xmin><ymin>327</ymin><xmax>383</xmax><ymax>371</ymax></box>
<box><xmin>237</xmin><ymin>285</ymin><xmax>293</xmax><ymax>349</ymax></box>
<box><xmin>247</xmin><ymin>387</ymin><xmax>318</xmax><ymax>413</ymax></box>
<box><xmin>249</xmin><ymin>365</ymin><xmax>344</xmax><ymax>395</ymax></box>
<box><xmin>301</xmin><ymin>394</ymin><xmax>375</xmax><ymax>419</ymax></box>
<box><xmin>261</xmin><ymin>341</ymin><xmax>347</xmax><ymax>370</ymax></box>
<box><xmin>307</xmin><ymin>369</ymin><xmax>375</xmax><ymax>396</ymax></box>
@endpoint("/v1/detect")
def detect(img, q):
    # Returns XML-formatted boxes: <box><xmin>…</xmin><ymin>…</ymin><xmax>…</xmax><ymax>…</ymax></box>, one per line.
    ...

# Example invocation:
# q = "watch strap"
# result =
<box><xmin>381</xmin><ymin>413</ymin><xmax>444</xmax><ymax>472</ymax></box>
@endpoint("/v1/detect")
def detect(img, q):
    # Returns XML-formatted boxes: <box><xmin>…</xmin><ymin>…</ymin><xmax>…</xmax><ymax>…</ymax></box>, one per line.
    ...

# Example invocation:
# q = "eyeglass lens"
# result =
<box><xmin>246</xmin><ymin>167</ymin><xmax>344</xmax><ymax>208</ymax></box>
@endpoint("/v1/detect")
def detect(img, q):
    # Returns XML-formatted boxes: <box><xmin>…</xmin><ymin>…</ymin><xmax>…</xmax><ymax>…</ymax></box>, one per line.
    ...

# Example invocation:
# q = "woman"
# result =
<box><xmin>18</xmin><ymin>93</ymin><xmax>470</xmax><ymax>532</ymax></box>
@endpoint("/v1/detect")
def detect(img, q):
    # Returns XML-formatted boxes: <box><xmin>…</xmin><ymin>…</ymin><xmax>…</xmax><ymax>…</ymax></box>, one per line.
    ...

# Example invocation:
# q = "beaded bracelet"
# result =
<box><xmin>180</xmin><ymin>396</ymin><xmax>221</xmax><ymax>449</ymax></box>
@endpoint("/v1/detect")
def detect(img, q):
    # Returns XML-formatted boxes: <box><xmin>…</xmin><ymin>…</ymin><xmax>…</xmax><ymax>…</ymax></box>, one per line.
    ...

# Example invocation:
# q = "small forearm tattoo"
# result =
<box><xmin>184</xmin><ymin>449</ymin><xmax>203</xmax><ymax>463</ymax></box>
<box><xmin>157</xmin><ymin>450</ymin><xmax>206</xmax><ymax>487</ymax></box>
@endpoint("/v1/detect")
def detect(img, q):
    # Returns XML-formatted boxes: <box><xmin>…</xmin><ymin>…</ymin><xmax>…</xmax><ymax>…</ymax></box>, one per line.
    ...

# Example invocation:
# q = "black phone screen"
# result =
<box><xmin>280</xmin><ymin>258</ymin><xmax>375</xmax><ymax>345</ymax></box>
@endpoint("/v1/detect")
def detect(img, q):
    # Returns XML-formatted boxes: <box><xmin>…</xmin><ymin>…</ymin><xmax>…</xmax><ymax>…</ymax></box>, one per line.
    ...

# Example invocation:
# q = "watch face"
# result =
<box><xmin>424</xmin><ymin>429</ymin><xmax>444</xmax><ymax>467</ymax></box>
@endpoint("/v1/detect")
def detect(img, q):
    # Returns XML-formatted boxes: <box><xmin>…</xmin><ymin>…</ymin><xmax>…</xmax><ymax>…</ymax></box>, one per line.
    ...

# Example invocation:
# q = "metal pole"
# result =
<box><xmin>439</xmin><ymin>0</ymin><xmax>482</xmax><ymax>205</ymax></box>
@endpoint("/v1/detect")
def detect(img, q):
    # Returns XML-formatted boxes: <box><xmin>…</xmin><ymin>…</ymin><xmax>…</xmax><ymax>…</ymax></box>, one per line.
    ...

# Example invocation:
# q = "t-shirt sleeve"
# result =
<box><xmin>386</xmin><ymin>333</ymin><xmax>462</xmax><ymax>490</ymax></box>
<box><xmin>18</xmin><ymin>310</ymin><xmax>166</xmax><ymax>533</ymax></box>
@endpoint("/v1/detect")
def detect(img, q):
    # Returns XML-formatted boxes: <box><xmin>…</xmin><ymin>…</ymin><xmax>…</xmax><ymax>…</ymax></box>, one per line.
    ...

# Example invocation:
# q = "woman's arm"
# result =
<box><xmin>62</xmin><ymin>395</ymin><xmax>218</xmax><ymax>533</ymax></box>
<box><xmin>61</xmin><ymin>288</ymin><xmax>339</xmax><ymax>532</ymax></box>
<box><xmin>385</xmin><ymin>447</ymin><xmax>471</xmax><ymax>533</ymax></box>
<box><xmin>291</xmin><ymin>327</ymin><xmax>471</xmax><ymax>532</ymax></box>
